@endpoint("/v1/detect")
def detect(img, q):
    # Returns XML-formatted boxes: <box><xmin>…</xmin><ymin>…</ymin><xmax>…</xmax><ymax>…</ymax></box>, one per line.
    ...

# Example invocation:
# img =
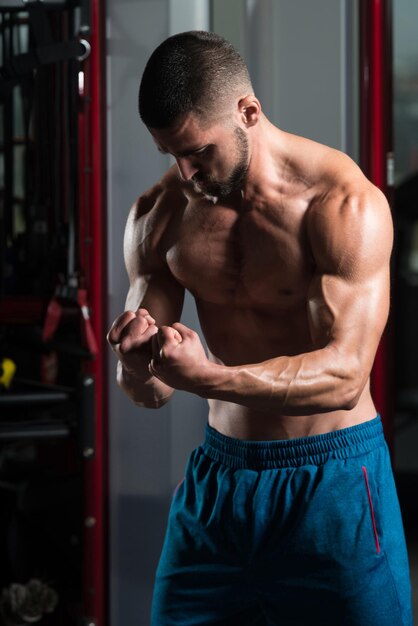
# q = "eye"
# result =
<box><xmin>194</xmin><ymin>145</ymin><xmax>208</xmax><ymax>155</ymax></box>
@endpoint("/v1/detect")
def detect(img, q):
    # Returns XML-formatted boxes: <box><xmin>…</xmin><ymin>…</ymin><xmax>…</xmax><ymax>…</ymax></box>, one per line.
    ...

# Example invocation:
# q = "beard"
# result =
<box><xmin>192</xmin><ymin>127</ymin><xmax>249</xmax><ymax>198</ymax></box>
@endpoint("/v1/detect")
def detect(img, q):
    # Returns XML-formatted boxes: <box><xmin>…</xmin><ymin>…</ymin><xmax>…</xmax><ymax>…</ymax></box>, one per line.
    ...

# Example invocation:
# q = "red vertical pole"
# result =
<box><xmin>78</xmin><ymin>0</ymin><xmax>107</xmax><ymax>623</ymax></box>
<box><xmin>360</xmin><ymin>0</ymin><xmax>394</xmax><ymax>447</ymax></box>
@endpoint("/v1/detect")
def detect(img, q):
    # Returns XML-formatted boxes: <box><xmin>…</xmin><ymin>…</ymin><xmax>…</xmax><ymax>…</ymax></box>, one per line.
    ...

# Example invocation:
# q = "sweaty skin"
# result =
<box><xmin>108</xmin><ymin>98</ymin><xmax>393</xmax><ymax>441</ymax></box>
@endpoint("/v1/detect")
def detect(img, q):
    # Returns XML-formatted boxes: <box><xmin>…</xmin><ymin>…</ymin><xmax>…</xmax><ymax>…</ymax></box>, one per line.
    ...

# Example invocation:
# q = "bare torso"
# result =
<box><xmin>148</xmin><ymin>131</ymin><xmax>378</xmax><ymax>440</ymax></box>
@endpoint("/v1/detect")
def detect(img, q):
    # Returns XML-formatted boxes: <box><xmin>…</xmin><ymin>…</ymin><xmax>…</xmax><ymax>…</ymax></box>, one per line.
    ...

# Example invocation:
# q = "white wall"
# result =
<box><xmin>213</xmin><ymin>0</ymin><xmax>359</xmax><ymax>157</ymax></box>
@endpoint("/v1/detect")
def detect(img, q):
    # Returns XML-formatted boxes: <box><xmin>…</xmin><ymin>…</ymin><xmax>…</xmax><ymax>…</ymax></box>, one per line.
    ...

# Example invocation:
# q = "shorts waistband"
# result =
<box><xmin>202</xmin><ymin>416</ymin><xmax>385</xmax><ymax>469</ymax></box>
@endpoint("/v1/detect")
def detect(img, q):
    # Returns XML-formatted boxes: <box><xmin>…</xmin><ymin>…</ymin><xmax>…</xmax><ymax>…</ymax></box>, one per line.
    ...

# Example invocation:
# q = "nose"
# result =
<box><xmin>176</xmin><ymin>157</ymin><xmax>199</xmax><ymax>181</ymax></box>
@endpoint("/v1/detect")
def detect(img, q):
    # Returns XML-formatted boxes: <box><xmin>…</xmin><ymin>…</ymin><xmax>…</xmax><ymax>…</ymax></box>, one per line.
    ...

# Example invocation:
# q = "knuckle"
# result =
<box><xmin>184</xmin><ymin>328</ymin><xmax>196</xmax><ymax>340</ymax></box>
<box><xmin>160</xmin><ymin>345</ymin><xmax>171</xmax><ymax>359</ymax></box>
<box><xmin>122</xmin><ymin>310</ymin><xmax>135</xmax><ymax>322</ymax></box>
<box><xmin>110</xmin><ymin>311</ymin><xmax>133</xmax><ymax>336</ymax></box>
<box><xmin>145</xmin><ymin>324</ymin><xmax>158</xmax><ymax>339</ymax></box>
<box><xmin>118</xmin><ymin>338</ymin><xmax>131</xmax><ymax>355</ymax></box>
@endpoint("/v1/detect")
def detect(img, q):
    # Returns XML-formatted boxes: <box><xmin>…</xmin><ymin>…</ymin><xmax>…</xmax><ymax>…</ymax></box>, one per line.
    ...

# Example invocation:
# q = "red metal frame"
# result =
<box><xmin>360</xmin><ymin>0</ymin><xmax>394</xmax><ymax>446</ymax></box>
<box><xmin>78</xmin><ymin>0</ymin><xmax>107</xmax><ymax>623</ymax></box>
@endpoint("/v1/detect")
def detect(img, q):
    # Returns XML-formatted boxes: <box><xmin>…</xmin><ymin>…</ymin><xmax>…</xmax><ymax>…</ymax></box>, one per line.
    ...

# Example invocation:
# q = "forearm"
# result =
<box><xmin>197</xmin><ymin>346</ymin><xmax>362</xmax><ymax>415</ymax></box>
<box><xmin>117</xmin><ymin>360</ymin><xmax>174</xmax><ymax>408</ymax></box>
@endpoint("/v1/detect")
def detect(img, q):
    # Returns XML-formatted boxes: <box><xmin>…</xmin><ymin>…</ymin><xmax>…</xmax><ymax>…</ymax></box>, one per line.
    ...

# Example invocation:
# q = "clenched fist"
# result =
<box><xmin>107</xmin><ymin>308</ymin><xmax>159</xmax><ymax>378</ymax></box>
<box><xmin>149</xmin><ymin>322</ymin><xmax>211</xmax><ymax>392</ymax></box>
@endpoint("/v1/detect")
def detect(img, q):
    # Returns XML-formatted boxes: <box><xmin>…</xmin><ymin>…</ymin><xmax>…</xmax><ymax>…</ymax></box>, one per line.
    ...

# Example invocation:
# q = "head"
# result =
<box><xmin>139</xmin><ymin>31</ymin><xmax>258</xmax><ymax>197</ymax></box>
<box><xmin>139</xmin><ymin>30</ymin><xmax>253</xmax><ymax>129</ymax></box>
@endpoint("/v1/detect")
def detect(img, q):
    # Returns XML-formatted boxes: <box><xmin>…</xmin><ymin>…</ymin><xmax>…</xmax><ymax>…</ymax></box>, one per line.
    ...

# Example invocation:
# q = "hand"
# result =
<box><xmin>149</xmin><ymin>322</ymin><xmax>210</xmax><ymax>392</ymax></box>
<box><xmin>107</xmin><ymin>308</ymin><xmax>159</xmax><ymax>376</ymax></box>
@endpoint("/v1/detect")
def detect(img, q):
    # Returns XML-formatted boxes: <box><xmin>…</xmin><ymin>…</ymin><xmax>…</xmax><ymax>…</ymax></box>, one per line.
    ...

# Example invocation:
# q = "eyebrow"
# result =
<box><xmin>157</xmin><ymin>145</ymin><xmax>208</xmax><ymax>158</ymax></box>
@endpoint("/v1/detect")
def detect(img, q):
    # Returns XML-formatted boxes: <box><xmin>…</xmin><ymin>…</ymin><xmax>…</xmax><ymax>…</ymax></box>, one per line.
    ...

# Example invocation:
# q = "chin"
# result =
<box><xmin>202</xmin><ymin>183</ymin><xmax>233</xmax><ymax>197</ymax></box>
<box><xmin>203</xmin><ymin>193</ymin><xmax>219</xmax><ymax>204</ymax></box>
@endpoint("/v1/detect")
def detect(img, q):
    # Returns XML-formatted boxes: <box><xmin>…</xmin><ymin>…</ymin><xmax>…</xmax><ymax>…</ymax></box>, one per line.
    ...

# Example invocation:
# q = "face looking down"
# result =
<box><xmin>150</xmin><ymin>114</ymin><xmax>250</xmax><ymax>198</ymax></box>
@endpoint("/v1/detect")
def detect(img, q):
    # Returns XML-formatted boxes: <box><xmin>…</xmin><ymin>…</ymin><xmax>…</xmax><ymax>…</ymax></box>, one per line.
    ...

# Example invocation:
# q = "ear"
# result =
<box><xmin>238</xmin><ymin>95</ymin><xmax>261</xmax><ymax>128</ymax></box>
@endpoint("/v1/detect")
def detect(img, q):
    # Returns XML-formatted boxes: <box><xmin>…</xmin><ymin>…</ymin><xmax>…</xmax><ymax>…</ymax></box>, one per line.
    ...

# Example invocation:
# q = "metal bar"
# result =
<box><xmin>0</xmin><ymin>12</ymin><xmax>6</xmax><ymax>302</ymax></box>
<box><xmin>0</xmin><ymin>391</ymin><xmax>70</xmax><ymax>406</ymax></box>
<box><xmin>79</xmin><ymin>374</ymin><xmax>96</xmax><ymax>458</ymax></box>
<box><xmin>67</xmin><ymin>53</ymin><xmax>79</xmax><ymax>279</ymax></box>
<box><xmin>0</xmin><ymin>422</ymin><xmax>71</xmax><ymax>439</ymax></box>
<box><xmin>80</xmin><ymin>0</ymin><xmax>107</xmax><ymax>623</ymax></box>
<box><xmin>0</xmin><ymin>1</ymin><xmax>74</xmax><ymax>10</ymax></box>
<box><xmin>3</xmin><ymin>12</ymin><xmax>14</xmax><ymax>256</ymax></box>
<box><xmin>359</xmin><ymin>0</ymin><xmax>394</xmax><ymax>448</ymax></box>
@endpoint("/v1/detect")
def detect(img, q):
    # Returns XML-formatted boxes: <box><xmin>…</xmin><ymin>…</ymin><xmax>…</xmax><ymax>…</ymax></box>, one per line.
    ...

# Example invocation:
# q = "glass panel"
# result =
<box><xmin>393</xmin><ymin>1</ymin><xmax>418</xmax><ymax>484</ymax></box>
<box><xmin>394</xmin><ymin>0</ymin><xmax>418</xmax><ymax>184</ymax></box>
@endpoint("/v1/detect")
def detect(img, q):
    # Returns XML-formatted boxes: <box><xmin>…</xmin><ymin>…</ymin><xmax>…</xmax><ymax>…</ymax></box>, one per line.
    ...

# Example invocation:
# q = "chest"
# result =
<box><xmin>165</xmin><ymin>201</ymin><xmax>313</xmax><ymax>308</ymax></box>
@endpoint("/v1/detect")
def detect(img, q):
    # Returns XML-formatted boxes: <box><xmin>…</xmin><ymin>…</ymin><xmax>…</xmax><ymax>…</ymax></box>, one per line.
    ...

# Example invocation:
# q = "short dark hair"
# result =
<box><xmin>138</xmin><ymin>31</ymin><xmax>253</xmax><ymax>129</ymax></box>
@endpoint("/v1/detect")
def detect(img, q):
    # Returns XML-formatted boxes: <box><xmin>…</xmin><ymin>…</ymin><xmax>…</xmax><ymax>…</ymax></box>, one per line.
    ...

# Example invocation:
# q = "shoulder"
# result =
<box><xmin>307</xmin><ymin>169</ymin><xmax>393</xmax><ymax>277</ymax></box>
<box><xmin>125</xmin><ymin>167</ymin><xmax>188</xmax><ymax>247</ymax></box>
<box><xmin>280</xmin><ymin>130</ymin><xmax>393</xmax><ymax>273</ymax></box>
<box><xmin>128</xmin><ymin>166</ymin><xmax>187</xmax><ymax>225</ymax></box>
<box><xmin>309</xmin><ymin>172</ymin><xmax>391</xmax><ymax>229</ymax></box>
<box><xmin>124</xmin><ymin>167</ymin><xmax>187</xmax><ymax>274</ymax></box>
<box><xmin>284</xmin><ymin>130</ymin><xmax>392</xmax><ymax>230</ymax></box>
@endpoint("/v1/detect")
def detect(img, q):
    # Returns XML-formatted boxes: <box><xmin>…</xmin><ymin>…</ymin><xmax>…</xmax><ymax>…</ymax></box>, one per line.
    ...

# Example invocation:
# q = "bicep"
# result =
<box><xmin>308</xmin><ymin>268</ymin><xmax>390</xmax><ymax>369</ymax></box>
<box><xmin>307</xmin><ymin>187</ymin><xmax>393</xmax><ymax>373</ymax></box>
<box><xmin>125</xmin><ymin>272</ymin><xmax>185</xmax><ymax>327</ymax></box>
<box><xmin>123</xmin><ymin>199</ymin><xmax>185</xmax><ymax>326</ymax></box>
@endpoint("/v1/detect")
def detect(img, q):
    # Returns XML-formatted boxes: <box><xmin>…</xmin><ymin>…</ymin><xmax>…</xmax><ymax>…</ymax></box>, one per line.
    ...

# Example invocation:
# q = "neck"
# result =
<box><xmin>241</xmin><ymin>115</ymin><xmax>285</xmax><ymax>199</ymax></box>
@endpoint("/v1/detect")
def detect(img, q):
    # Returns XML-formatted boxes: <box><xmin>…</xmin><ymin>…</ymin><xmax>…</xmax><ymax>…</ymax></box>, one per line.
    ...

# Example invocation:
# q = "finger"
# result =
<box><xmin>171</xmin><ymin>322</ymin><xmax>196</xmax><ymax>339</ymax></box>
<box><xmin>151</xmin><ymin>332</ymin><xmax>160</xmax><ymax>358</ymax></box>
<box><xmin>149</xmin><ymin>358</ymin><xmax>164</xmax><ymax>380</ymax></box>
<box><xmin>150</xmin><ymin>326</ymin><xmax>182</xmax><ymax>363</ymax></box>
<box><xmin>157</xmin><ymin>326</ymin><xmax>183</xmax><ymax>355</ymax></box>
<box><xmin>109</xmin><ymin>309</ymin><xmax>155</xmax><ymax>345</ymax></box>
<box><xmin>136</xmin><ymin>308</ymin><xmax>156</xmax><ymax>325</ymax></box>
<box><xmin>117</xmin><ymin>314</ymin><xmax>154</xmax><ymax>346</ymax></box>
<box><xmin>119</xmin><ymin>320</ymin><xmax>158</xmax><ymax>354</ymax></box>
<box><xmin>167</xmin><ymin>325</ymin><xmax>184</xmax><ymax>343</ymax></box>
<box><xmin>107</xmin><ymin>310</ymin><xmax>137</xmax><ymax>345</ymax></box>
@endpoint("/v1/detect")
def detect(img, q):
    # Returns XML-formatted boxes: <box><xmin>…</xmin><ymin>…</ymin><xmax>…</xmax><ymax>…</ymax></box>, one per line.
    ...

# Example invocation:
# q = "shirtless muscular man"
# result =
<box><xmin>108</xmin><ymin>31</ymin><xmax>412</xmax><ymax>626</ymax></box>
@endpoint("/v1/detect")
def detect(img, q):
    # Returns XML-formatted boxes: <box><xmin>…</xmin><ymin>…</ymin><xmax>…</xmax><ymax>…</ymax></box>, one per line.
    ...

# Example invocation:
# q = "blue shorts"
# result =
<box><xmin>151</xmin><ymin>417</ymin><xmax>412</xmax><ymax>625</ymax></box>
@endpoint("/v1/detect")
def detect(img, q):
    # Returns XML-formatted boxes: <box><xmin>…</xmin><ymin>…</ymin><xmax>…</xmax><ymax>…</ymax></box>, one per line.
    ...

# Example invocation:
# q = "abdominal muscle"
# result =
<box><xmin>207</xmin><ymin>385</ymin><xmax>377</xmax><ymax>442</ymax></box>
<box><xmin>188</xmin><ymin>255</ymin><xmax>378</xmax><ymax>440</ymax></box>
<box><xmin>200</xmin><ymin>311</ymin><xmax>378</xmax><ymax>441</ymax></box>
